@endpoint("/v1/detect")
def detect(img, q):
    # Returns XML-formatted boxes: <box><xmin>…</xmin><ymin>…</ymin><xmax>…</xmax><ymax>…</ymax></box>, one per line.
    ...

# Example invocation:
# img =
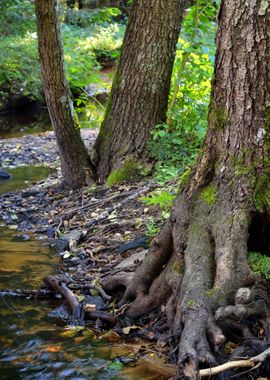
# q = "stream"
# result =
<box><xmin>0</xmin><ymin>101</ymin><xmax>104</xmax><ymax>139</ymax></box>
<box><xmin>0</xmin><ymin>110</ymin><xmax>165</xmax><ymax>380</ymax></box>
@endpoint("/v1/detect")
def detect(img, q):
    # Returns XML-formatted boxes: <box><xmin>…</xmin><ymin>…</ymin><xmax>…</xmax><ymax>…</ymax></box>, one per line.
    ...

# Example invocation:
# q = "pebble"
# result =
<box><xmin>70</xmin><ymin>256</ymin><xmax>80</xmax><ymax>263</ymax></box>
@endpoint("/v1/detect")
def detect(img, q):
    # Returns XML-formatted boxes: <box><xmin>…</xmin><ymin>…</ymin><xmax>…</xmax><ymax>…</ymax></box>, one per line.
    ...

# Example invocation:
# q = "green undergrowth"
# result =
<box><xmin>140</xmin><ymin>187</ymin><xmax>177</xmax><ymax>237</ymax></box>
<box><xmin>248</xmin><ymin>251</ymin><xmax>270</xmax><ymax>280</ymax></box>
<box><xmin>150</xmin><ymin>1</ymin><xmax>217</xmax><ymax>183</ymax></box>
<box><xmin>0</xmin><ymin>6</ymin><xmax>124</xmax><ymax>111</ymax></box>
<box><xmin>141</xmin><ymin>189</ymin><xmax>176</xmax><ymax>212</ymax></box>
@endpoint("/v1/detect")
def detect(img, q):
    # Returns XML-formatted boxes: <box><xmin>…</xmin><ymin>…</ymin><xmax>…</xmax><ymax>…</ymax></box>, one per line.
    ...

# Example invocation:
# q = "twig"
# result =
<box><xmin>199</xmin><ymin>347</ymin><xmax>270</xmax><ymax>377</ymax></box>
<box><xmin>86</xmin><ymin>184</ymin><xmax>156</xmax><ymax>230</ymax></box>
<box><xmin>68</xmin><ymin>282</ymin><xmax>112</xmax><ymax>301</ymax></box>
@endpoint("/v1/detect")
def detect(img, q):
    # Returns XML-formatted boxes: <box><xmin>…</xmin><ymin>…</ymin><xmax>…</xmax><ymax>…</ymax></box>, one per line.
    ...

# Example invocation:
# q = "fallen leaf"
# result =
<box><xmin>45</xmin><ymin>345</ymin><xmax>62</xmax><ymax>353</ymax></box>
<box><xmin>122</xmin><ymin>325</ymin><xmax>142</xmax><ymax>335</ymax></box>
<box><xmin>157</xmin><ymin>338</ymin><xmax>167</xmax><ymax>348</ymax></box>
<box><xmin>90</xmin><ymin>289</ymin><xmax>99</xmax><ymax>296</ymax></box>
<box><xmin>8</xmin><ymin>225</ymin><xmax>18</xmax><ymax>230</ymax></box>
<box><xmin>76</xmin><ymin>295</ymin><xmax>85</xmax><ymax>303</ymax></box>
<box><xmin>99</xmin><ymin>330</ymin><xmax>120</xmax><ymax>342</ymax></box>
<box><xmin>225</xmin><ymin>341</ymin><xmax>238</xmax><ymax>354</ymax></box>
<box><xmin>146</xmin><ymin>332</ymin><xmax>155</xmax><ymax>340</ymax></box>
<box><xmin>84</xmin><ymin>303</ymin><xmax>96</xmax><ymax>312</ymax></box>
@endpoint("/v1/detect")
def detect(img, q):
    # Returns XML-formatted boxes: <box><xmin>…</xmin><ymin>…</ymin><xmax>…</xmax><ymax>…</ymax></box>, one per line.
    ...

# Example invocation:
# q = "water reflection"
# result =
<box><xmin>0</xmin><ymin>108</ymin><xmax>52</xmax><ymax>139</ymax></box>
<box><xmin>0</xmin><ymin>298</ymin><xmax>121</xmax><ymax>380</ymax></box>
<box><xmin>0</xmin><ymin>228</ymin><xmax>57</xmax><ymax>290</ymax></box>
<box><xmin>0</xmin><ymin>166</ymin><xmax>54</xmax><ymax>195</ymax></box>
<box><xmin>0</xmin><ymin>100</ymin><xmax>105</xmax><ymax>139</ymax></box>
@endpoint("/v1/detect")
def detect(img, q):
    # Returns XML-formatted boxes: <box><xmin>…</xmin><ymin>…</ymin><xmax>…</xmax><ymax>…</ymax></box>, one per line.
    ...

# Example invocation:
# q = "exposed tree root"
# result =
<box><xmin>102</xmin><ymin>193</ymin><xmax>270</xmax><ymax>379</ymax></box>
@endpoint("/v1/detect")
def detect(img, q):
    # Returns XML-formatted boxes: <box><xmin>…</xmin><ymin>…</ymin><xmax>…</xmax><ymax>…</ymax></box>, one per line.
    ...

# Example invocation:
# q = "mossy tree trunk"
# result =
<box><xmin>35</xmin><ymin>0</ymin><xmax>95</xmax><ymax>189</ymax></box>
<box><xmin>93</xmin><ymin>0</ymin><xmax>189</xmax><ymax>182</ymax></box>
<box><xmin>104</xmin><ymin>1</ymin><xmax>270</xmax><ymax>377</ymax></box>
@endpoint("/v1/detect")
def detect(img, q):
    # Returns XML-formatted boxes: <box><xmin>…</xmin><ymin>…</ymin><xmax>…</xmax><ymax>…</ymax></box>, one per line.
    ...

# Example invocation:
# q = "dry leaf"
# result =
<box><xmin>76</xmin><ymin>295</ymin><xmax>85</xmax><ymax>303</ymax></box>
<box><xmin>100</xmin><ymin>330</ymin><xmax>120</xmax><ymax>342</ymax></box>
<box><xmin>122</xmin><ymin>325</ymin><xmax>142</xmax><ymax>335</ymax></box>
<box><xmin>45</xmin><ymin>345</ymin><xmax>62</xmax><ymax>353</ymax></box>
<box><xmin>224</xmin><ymin>341</ymin><xmax>237</xmax><ymax>354</ymax></box>
<box><xmin>84</xmin><ymin>303</ymin><xmax>96</xmax><ymax>312</ymax></box>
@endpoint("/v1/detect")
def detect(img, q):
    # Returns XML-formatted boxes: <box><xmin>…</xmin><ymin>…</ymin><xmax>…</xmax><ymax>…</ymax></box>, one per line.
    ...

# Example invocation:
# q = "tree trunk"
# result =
<box><xmin>103</xmin><ymin>1</ymin><xmax>270</xmax><ymax>377</ymax></box>
<box><xmin>35</xmin><ymin>0</ymin><xmax>95</xmax><ymax>189</ymax></box>
<box><xmin>93</xmin><ymin>0</ymin><xmax>188</xmax><ymax>181</ymax></box>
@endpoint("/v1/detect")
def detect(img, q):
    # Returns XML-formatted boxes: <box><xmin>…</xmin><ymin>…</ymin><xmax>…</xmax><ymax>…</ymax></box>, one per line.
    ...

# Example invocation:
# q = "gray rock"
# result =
<box><xmin>70</xmin><ymin>256</ymin><xmax>80</xmax><ymax>263</ymax></box>
<box><xmin>0</xmin><ymin>169</ymin><xmax>11</xmax><ymax>179</ymax></box>
<box><xmin>62</xmin><ymin>229</ymin><xmax>84</xmax><ymax>243</ymax></box>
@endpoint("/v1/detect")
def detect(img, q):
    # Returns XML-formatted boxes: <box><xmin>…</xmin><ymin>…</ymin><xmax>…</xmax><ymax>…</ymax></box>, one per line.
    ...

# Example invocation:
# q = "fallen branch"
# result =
<box><xmin>44</xmin><ymin>275</ymin><xmax>84</xmax><ymax>322</ymax></box>
<box><xmin>199</xmin><ymin>347</ymin><xmax>270</xmax><ymax>377</ymax></box>
<box><xmin>84</xmin><ymin>309</ymin><xmax>116</xmax><ymax>324</ymax></box>
<box><xmin>44</xmin><ymin>275</ymin><xmax>115</xmax><ymax>324</ymax></box>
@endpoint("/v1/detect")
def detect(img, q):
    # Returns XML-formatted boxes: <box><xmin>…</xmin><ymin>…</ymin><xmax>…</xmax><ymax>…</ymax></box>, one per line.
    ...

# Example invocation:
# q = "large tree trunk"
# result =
<box><xmin>35</xmin><ymin>0</ymin><xmax>95</xmax><ymax>189</ymax></box>
<box><xmin>104</xmin><ymin>1</ymin><xmax>270</xmax><ymax>377</ymax></box>
<box><xmin>93</xmin><ymin>0</ymin><xmax>188</xmax><ymax>181</ymax></box>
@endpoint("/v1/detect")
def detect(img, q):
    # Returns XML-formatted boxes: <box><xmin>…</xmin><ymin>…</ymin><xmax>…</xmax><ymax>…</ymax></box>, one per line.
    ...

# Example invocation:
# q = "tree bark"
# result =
<box><xmin>93</xmin><ymin>0</ymin><xmax>188</xmax><ymax>181</ymax></box>
<box><xmin>103</xmin><ymin>1</ymin><xmax>270</xmax><ymax>377</ymax></box>
<box><xmin>35</xmin><ymin>0</ymin><xmax>95</xmax><ymax>189</ymax></box>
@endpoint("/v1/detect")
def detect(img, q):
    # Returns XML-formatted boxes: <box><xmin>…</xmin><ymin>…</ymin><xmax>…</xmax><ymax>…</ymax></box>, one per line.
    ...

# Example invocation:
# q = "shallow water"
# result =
<box><xmin>0</xmin><ymin>229</ymin><xmax>121</xmax><ymax>380</ymax></box>
<box><xmin>0</xmin><ymin>166</ymin><xmax>53</xmax><ymax>195</ymax></box>
<box><xmin>0</xmin><ymin>89</ymin><xmax>165</xmax><ymax>378</ymax></box>
<box><xmin>0</xmin><ymin>108</ymin><xmax>52</xmax><ymax>139</ymax></box>
<box><xmin>0</xmin><ymin>231</ymin><xmax>164</xmax><ymax>380</ymax></box>
<box><xmin>0</xmin><ymin>228</ymin><xmax>57</xmax><ymax>290</ymax></box>
<box><xmin>0</xmin><ymin>101</ymin><xmax>105</xmax><ymax>139</ymax></box>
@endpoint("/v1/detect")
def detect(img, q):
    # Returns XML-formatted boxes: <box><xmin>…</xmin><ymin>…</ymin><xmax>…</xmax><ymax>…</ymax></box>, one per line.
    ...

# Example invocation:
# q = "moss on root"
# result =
<box><xmin>106</xmin><ymin>160</ymin><xmax>139</xmax><ymax>186</ymax></box>
<box><xmin>172</xmin><ymin>261</ymin><xmax>184</xmax><ymax>274</ymax></box>
<box><xmin>200</xmin><ymin>184</ymin><xmax>218</xmax><ymax>205</ymax></box>
<box><xmin>253</xmin><ymin>172</ymin><xmax>270</xmax><ymax>212</ymax></box>
<box><xmin>179</xmin><ymin>168</ymin><xmax>192</xmax><ymax>190</ymax></box>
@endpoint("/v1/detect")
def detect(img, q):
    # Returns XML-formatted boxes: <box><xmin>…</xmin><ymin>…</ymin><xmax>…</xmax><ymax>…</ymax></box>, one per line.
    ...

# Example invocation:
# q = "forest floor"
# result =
<box><xmin>1</xmin><ymin>131</ymin><xmax>270</xmax><ymax>380</ymax></box>
<box><xmin>0</xmin><ymin>129</ymin><xmax>179</xmax><ymax>378</ymax></box>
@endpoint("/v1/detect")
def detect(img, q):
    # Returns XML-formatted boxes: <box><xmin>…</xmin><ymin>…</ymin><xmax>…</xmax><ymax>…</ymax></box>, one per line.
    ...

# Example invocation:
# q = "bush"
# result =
<box><xmin>150</xmin><ymin>0</ymin><xmax>217</xmax><ymax>182</ymax></box>
<box><xmin>0</xmin><ymin>20</ymin><xmax>125</xmax><ymax>112</ymax></box>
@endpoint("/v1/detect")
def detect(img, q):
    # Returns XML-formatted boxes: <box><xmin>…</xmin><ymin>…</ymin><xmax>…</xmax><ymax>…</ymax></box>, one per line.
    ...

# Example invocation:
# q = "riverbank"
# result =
<box><xmin>0</xmin><ymin>129</ymin><xmax>175</xmax><ymax>375</ymax></box>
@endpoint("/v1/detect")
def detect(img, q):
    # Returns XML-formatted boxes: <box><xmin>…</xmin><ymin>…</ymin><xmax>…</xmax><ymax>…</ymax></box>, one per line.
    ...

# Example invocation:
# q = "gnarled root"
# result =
<box><xmin>102</xmin><ymin>194</ymin><xmax>269</xmax><ymax>378</ymax></box>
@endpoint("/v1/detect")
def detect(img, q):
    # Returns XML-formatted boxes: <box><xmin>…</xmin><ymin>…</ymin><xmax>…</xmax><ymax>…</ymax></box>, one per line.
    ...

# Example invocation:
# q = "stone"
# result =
<box><xmin>0</xmin><ymin>169</ymin><xmax>12</xmax><ymax>179</ymax></box>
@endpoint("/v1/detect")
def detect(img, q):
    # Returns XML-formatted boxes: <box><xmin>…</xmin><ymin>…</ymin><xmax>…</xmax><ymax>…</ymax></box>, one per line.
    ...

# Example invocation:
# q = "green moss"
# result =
<box><xmin>248</xmin><ymin>251</ymin><xmax>270</xmax><ymax>280</ymax></box>
<box><xmin>179</xmin><ymin>168</ymin><xmax>192</xmax><ymax>189</ymax></box>
<box><xmin>253</xmin><ymin>173</ymin><xmax>270</xmax><ymax>212</ymax></box>
<box><xmin>200</xmin><ymin>184</ymin><xmax>218</xmax><ymax>205</ymax></box>
<box><xmin>172</xmin><ymin>262</ymin><xmax>184</xmax><ymax>274</ymax></box>
<box><xmin>208</xmin><ymin>101</ymin><xmax>228</xmax><ymax>131</ymax></box>
<box><xmin>106</xmin><ymin>160</ymin><xmax>139</xmax><ymax>186</ymax></box>
<box><xmin>187</xmin><ymin>299</ymin><xmax>196</xmax><ymax>308</ymax></box>
<box><xmin>205</xmin><ymin>288</ymin><xmax>217</xmax><ymax>298</ymax></box>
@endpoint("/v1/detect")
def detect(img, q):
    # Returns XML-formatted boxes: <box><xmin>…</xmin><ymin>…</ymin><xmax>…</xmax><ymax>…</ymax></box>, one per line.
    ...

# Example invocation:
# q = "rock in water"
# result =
<box><xmin>0</xmin><ymin>169</ymin><xmax>11</xmax><ymax>179</ymax></box>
